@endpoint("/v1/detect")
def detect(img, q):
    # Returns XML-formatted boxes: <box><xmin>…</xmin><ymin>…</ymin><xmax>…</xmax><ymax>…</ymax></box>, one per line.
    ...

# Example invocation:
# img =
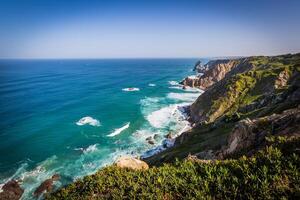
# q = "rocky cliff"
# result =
<box><xmin>145</xmin><ymin>53</ymin><xmax>300</xmax><ymax>165</ymax></box>
<box><xmin>181</xmin><ymin>59</ymin><xmax>241</xmax><ymax>90</ymax></box>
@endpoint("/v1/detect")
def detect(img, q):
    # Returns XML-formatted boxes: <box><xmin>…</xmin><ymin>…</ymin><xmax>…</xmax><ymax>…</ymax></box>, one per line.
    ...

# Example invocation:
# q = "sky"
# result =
<box><xmin>0</xmin><ymin>0</ymin><xmax>299</xmax><ymax>58</ymax></box>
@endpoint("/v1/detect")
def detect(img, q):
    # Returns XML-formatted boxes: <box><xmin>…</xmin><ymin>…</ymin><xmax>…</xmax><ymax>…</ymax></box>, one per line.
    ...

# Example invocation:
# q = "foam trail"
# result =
<box><xmin>148</xmin><ymin>83</ymin><xmax>156</xmax><ymax>87</ymax></box>
<box><xmin>74</xmin><ymin>144</ymin><xmax>98</xmax><ymax>154</ymax></box>
<box><xmin>107</xmin><ymin>122</ymin><xmax>130</xmax><ymax>137</ymax></box>
<box><xmin>83</xmin><ymin>144</ymin><xmax>98</xmax><ymax>153</ymax></box>
<box><xmin>169</xmin><ymin>86</ymin><xmax>203</xmax><ymax>92</ymax></box>
<box><xmin>168</xmin><ymin>81</ymin><xmax>179</xmax><ymax>86</ymax></box>
<box><xmin>122</xmin><ymin>88</ymin><xmax>140</xmax><ymax>92</ymax></box>
<box><xmin>167</xmin><ymin>92</ymin><xmax>201</xmax><ymax>102</ymax></box>
<box><xmin>147</xmin><ymin>105</ymin><xmax>177</xmax><ymax>128</ymax></box>
<box><xmin>76</xmin><ymin>116</ymin><xmax>100</xmax><ymax>126</ymax></box>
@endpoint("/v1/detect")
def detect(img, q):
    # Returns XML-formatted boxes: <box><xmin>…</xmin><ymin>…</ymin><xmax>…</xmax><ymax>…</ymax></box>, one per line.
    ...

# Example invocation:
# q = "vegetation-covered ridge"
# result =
<box><xmin>48</xmin><ymin>136</ymin><xmax>300</xmax><ymax>199</ymax></box>
<box><xmin>190</xmin><ymin>53</ymin><xmax>300</xmax><ymax>123</ymax></box>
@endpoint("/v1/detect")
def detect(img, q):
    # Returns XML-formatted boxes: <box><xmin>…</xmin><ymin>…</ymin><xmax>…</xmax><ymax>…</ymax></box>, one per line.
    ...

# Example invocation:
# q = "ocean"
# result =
<box><xmin>0</xmin><ymin>58</ymin><xmax>207</xmax><ymax>199</ymax></box>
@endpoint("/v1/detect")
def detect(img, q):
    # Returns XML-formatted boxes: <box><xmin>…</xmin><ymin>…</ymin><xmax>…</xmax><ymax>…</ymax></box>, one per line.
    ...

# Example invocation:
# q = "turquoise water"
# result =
<box><xmin>0</xmin><ymin>58</ymin><xmax>206</xmax><ymax>198</ymax></box>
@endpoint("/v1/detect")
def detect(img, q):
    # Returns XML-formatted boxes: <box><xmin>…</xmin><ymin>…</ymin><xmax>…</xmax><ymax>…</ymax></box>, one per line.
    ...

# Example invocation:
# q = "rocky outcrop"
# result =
<box><xmin>181</xmin><ymin>59</ymin><xmax>240</xmax><ymax>90</ymax></box>
<box><xmin>0</xmin><ymin>180</ymin><xmax>24</xmax><ymax>200</ymax></box>
<box><xmin>115</xmin><ymin>156</ymin><xmax>149</xmax><ymax>170</ymax></box>
<box><xmin>217</xmin><ymin>107</ymin><xmax>300</xmax><ymax>158</ymax></box>
<box><xmin>275</xmin><ymin>69</ymin><xmax>290</xmax><ymax>89</ymax></box>
<box><xmin>34</xmin><ymin>174</ymin><xmax>60</xmax><ymax>197</ymax></box>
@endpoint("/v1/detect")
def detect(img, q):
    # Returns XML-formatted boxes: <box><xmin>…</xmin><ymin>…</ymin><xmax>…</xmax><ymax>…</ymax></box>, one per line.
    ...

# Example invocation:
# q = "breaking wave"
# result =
<box><xmin>107</xmin><ymin>122</ymin><xmax>130</xmax><ymax>137</ymax></box>
<box><xmin>122</xmin><ymin>88</ymin><xmax>140</xmax><ymax>92</ymax></box>
<box><xmin>76</xmin><ymin>116</ymin><xmax>100</xmax><ymax>126</ymax></box>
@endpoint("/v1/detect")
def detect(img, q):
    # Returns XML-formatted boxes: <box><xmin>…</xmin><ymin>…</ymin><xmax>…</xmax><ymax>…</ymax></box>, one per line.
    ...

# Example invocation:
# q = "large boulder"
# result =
<box><xmin>115</xmin><ymin>156</ymin><xmax>149</xmax><ymax>170</ymax></box>
<box><xmin>0</xmin><ymin>180</ymin><xmax>24</xmax><ymax>200</ymax></box>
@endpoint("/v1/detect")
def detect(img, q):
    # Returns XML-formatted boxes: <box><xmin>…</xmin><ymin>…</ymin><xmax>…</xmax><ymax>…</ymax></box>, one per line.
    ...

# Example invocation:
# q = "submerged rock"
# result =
<box><xmin>34</xmin><ymin>174</ymin><xmax>60</xmax><ymax>197</ymax></box>
<box><xmin>115</xmin><ymin>156</ymin><xmax>149</xmax><ymax>170</ymax></box>
<box><xmin>0</xmin><ymin>180</ymin><xmax>24</xmax><ymax>200</ymax></box>
<box><xmin>148</xmin><ymin>140</ymin><xmax>155</xmax><ymax>145</ymax></box>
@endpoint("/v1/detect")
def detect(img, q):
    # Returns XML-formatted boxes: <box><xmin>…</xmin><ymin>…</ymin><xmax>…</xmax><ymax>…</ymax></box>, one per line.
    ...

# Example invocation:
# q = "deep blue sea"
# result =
<box><xmin>0</xmin><ymin>58</ymin><xmax>207</xmax><ymax>199</ymax></box>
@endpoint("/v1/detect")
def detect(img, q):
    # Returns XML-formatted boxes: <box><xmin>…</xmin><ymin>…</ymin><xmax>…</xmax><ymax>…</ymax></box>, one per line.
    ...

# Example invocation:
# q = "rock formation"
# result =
<box><xmin>217</xmin><ymin>106</ymin><xmax>300</xmax><ymax>158</ymax></box>
<box><xmin>0</xmin><ymin>180</ymin><xmax>23</xmax><ymax>200</ymax></box>
<box><xmin>181</xmin><ymin>59</ymin><xmax>241</xmax><ymax>90</ymax></box>
<box><xmin>34</xmin><ymin>174</ymin><xmax>60</xmax><ymax>197</ymax></box>
<box><xmin>115</xmin><ymin>156</ymin><xmax>149</xmax><ymax>170</ymax></box>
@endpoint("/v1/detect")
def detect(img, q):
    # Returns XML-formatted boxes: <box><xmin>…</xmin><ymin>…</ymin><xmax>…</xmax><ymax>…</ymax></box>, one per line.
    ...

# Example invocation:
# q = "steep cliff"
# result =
<box><xmin>190</xmin><ymin>54</ymin><xmax>300</xmax><ymax>123</ymax></box>
<box><xmin>181</xmin><ymin>59</ymin><xmax>241</xmax><ymax>90</ymax></box>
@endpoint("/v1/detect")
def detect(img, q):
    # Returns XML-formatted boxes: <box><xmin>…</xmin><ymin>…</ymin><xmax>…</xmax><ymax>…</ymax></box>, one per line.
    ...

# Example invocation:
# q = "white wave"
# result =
<box><xmin>167</xmin><ymin>92</ymin><xmax>201</xmax><ymax>102</ymax></box>
<box><xmin>187</xmin><ymin>75</ymin><xmax>198</xmax><ymax>79</ymax></box>
<box><xmin>122</xmin><ymin>87</ymin><xmax>140</xmax><ymax>92</ymax></box>
<box><xmin>74</xmin><ymin>144</ymin><xmax>98</xmax><ymax>154</ymax></box>
<box><xmin>140</xmin><ymin>97</ymin><xmax>160</xmax><ymax>106</ymax></box>
<box><xmin>83</xmin><ymin>144</ymin><xmax>98</xmax><ymax>153</ymax></box>
<box><xmin>169</xmin><ymin>86</ymin><xmax>203</xmax><ymax>92</ymax></box>
<box><xmin>76</xmin><ymin>116</ymin><xmax>100</xmax><ymax>126</ymax></box>
<box><xmin>148</xmin><ymin>83</ymin><xmax>156</xmax><ymax>87</ymax></box>
<box><xmin>147</xmin><ymin>105</ymin><xmax>177</xmax><ymax>128</ymax></box>
<box><xmin>168</xmin><ymin>80</ymin><xmax>179</xmax><ymax>86</ymax></box>
<box><xmin>107</xmin><ymin>122</ymin><xmax>130</xmax><ymax>137</ymax></box>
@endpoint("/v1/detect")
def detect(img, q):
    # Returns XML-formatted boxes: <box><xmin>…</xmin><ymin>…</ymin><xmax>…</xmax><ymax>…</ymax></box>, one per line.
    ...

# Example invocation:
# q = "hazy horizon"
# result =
<box><xmin>1</xmin><ymin>0</ymin><xmax>300</xmax><ymax>58</ymax></box>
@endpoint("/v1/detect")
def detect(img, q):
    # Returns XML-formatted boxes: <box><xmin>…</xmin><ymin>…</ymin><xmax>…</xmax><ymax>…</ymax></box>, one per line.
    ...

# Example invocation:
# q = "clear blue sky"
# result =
<box><xmin>0</xmin><ymin>0</ymin><xmax>299</xmax><ymax>58</ymax></box>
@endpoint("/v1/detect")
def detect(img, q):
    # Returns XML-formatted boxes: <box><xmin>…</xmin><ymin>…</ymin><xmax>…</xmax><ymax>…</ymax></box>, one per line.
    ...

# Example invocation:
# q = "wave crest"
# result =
<box><xmin>107</xmin><ymin>122</ymin><xmax>130</xmax><ymax>137</ymax></box>
<box><xmin>122</xmin><ymin>88</ymin><xmax>140</xmax><ymax>92</ymax></box>
<box><xmin>76</xmin><ymin>116</ymin><xmax>100</xmax><ymax>126</ymax></box>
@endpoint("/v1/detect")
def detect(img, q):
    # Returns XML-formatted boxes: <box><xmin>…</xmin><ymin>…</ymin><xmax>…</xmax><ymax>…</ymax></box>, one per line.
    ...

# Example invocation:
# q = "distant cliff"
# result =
<box><xmin>181</xmin><ymin>59</ymin><xmax>241</xmax><ymax>90</ymax></box>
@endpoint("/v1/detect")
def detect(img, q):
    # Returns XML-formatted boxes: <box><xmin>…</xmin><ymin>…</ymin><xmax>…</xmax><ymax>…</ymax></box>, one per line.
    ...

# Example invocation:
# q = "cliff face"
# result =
<box><xmin>190</xmin><ymin>54</ymin><xmax>300</xmax><ymax>124</ymax></box>
<box><xmin>181</xmin><ymin>59</ymin><xmax>241</xmax><ymax>90</ymax></box>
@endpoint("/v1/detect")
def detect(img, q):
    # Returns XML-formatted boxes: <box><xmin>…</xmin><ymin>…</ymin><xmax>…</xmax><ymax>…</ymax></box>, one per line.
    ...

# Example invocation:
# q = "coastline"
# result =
<box><xmin>140</xmin><ymin>82</ymin><xmax>203</xmax><ymax>160</ymax></box>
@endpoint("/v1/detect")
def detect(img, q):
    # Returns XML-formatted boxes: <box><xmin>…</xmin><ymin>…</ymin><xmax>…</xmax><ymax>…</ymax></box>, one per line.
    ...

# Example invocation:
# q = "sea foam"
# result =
<box><xmin>167</xmin><ymin>92</ymin><xmax>201</xmax><ymax>102</ymax></box>
<box><xmin>74</xmin><ymin>144</ymin><xmax>98</xmax><ymax>154</ymax></box>
<box><xmin>76</xmin><ymin>116</ymin><xmax>100</xmax><ymax>126</ymax></box>
<box><xmin>107</xmin><ymin>122</ymin><xmax>130</xmax><ymax>137</ymax></box>
<box><xmin>168</xmin><ymin>80</ymin><xmax>179</xmax><ymax>86</ymax></box>
<box><xmin>122</xmin><ymin>88</ymin><xmax>140</xmax><ymax>92</ymax></box>
<box><xmin>147</xmin><ymin>105</ymin><xmax>177</xmax><ymax>128</ymax></box>
<box><xmin>148</xmin><ymin>83</ymin><xmax>156</xmax><ymax>87</ymax></box>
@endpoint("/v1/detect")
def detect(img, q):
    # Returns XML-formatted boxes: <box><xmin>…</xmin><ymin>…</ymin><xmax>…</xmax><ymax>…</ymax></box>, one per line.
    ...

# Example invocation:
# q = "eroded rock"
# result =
<box><xmin>33</xmin><ymin>174</ymin><xmax>60</xmax><ymax>197</ymax></box>
<box><xmin>0</xmin><ymin>180</ymin><xmax>23</xmax><ymax>200</ymax></box>
<box><xmin>115</xmin><ymin>156</ymin><xmax>149</xmax><ymax>170</ymax></box>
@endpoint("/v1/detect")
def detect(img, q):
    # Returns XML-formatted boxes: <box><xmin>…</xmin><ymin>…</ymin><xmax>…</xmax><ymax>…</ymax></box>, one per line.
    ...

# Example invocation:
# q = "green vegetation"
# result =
<box><xmin>48</xmin><ymin>136</ymin><xmax>300</xmax><ymax>199</ymax></box>
<box><xmin>204</xmin><ymin>53</ymin><xmax>300</xmax><ymax>122</ymax></box>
